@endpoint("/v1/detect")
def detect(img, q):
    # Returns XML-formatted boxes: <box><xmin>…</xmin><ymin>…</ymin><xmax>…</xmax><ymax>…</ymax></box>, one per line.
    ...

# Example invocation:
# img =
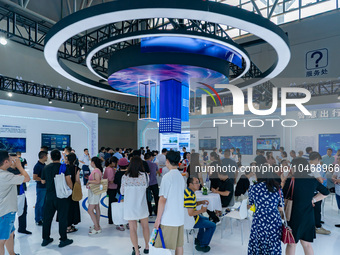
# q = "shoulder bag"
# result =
<box><xmin>282</xmin><ymin>178</ymin><xmax>294</xmax><ymax>221</ymax></box>
<box><xmin>279</xmin><ymin>189</ymin><xmax>295</xmax><ymax>244</ymax></box>
<box><xmin>72</xmin><ymin>167</ymin><xmax>83</xmax><ymax>201</ymax></box>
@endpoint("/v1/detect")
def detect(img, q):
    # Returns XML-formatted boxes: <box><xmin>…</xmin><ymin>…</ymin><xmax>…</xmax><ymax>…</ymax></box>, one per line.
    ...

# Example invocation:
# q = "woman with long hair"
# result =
<box><xmin>121</xmin><ymin>156</ymin><xmax>150</xmax><ymax>255</ymax></box>
<box><xmin>266</xmin><ymin>151</ymin><xmax>276</xmax><ymax>165</ymax></box>
<box><xmin>248</xmin><ymin>171</ymin><xmax>283</xmax><ymax>254</ymax></box>
<box><xmin>284</xmin><ymin>155</ymin><xmax>329</xmax><ymax>255</ymax></box>
<box><xmin>187</xmin><ymin>153</ymin><xmax>203</xmax><ymax>185</ymax></box>
<box><xmin>65</xmin><ymin>153</ymin><xmax>81</xmax><ymax>233</ymax></box>
<box><xmin>103</xmin><ymin>156</ymin><xmax>118</xmax><ymax>225</ymax></box>
<box><xmin>86</xmin><ymin>157</ymin><xmax>103</xmax><ymax>235</ymax></box>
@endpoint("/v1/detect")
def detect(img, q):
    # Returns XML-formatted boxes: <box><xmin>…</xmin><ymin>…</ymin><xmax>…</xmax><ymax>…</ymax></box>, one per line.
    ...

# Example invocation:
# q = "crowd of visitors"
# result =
<box><xmin>0</xmin><ymin>144</ymin><xmax>339</xmax><ymax>255</ymax></box>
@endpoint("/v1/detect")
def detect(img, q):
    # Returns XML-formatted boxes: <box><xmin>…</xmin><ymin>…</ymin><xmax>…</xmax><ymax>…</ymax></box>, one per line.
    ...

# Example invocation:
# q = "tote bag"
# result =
<box><xmin>89</xmin><ymin>179</ymin><xmax>108</xmax><ymax>195</ymax></box>
<box><xmin>149</xmin><ymin>227</ymin><xmax>172</xmax><ymax>255</ymax></box>
<box><xmin>72</xmin><ymin>182</ymin><xmax>83</xmax><ymax>201</ymax></box>
<box><xmin>55</xmin><ymin>164</ymin><xmax>73</xmax><ymax>199</ymax></box>
<box><xmin>112</xmin><ymin>195</ymin><xmax>128</xmax><ymax>225</ymax></box>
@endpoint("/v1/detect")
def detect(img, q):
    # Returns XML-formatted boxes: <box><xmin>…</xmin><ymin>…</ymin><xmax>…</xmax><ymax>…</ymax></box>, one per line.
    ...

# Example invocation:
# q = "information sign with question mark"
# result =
<box><xmin>306</xmin><ymin>48</ymin><xmax>328</xmax><ymax>70</ymax></box>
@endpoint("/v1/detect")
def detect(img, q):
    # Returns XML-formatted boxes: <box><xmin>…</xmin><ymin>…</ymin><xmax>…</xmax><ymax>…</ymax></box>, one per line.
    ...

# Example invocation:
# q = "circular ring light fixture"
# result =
<box><xmin>44</xmin><ymin>0</ymin><xmax>290</xmax><ymax>95</ymax></box>
<box><xmin>86</xmin><ymin>32</ymin><xmax>250</xmax><ymax>84</ymax></box>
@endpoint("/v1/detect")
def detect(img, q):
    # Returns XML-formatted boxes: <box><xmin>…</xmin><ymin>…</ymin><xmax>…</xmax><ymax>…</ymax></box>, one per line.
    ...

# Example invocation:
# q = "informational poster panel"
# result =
<box><xmin>295</xmin><ymin>136</ymin><xmax>316</xmax><ymax>154</ymax></box>
<box><xmin>160</xmin><ymin>131</ymin><xmax>190</xmax><ymax>157</ymax></box>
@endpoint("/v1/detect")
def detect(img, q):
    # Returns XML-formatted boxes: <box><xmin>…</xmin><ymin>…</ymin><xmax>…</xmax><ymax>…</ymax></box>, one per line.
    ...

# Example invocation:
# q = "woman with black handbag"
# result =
<box><xmin>284</xmin><ymin>154</ymin><xmax>329</xmax><ymax>255</ymax></box>
<box><xmin>65</xmin><ymin>153</ymin><xmax>81</xmax><ymax>233</ymax></box>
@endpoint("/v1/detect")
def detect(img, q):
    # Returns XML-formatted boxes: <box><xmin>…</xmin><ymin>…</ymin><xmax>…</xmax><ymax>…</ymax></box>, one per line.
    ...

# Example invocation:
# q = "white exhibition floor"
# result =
<box><xmin>9</xmin><ymin>182</ymin><xmax>340</xmax><ymax>255</ymax></box>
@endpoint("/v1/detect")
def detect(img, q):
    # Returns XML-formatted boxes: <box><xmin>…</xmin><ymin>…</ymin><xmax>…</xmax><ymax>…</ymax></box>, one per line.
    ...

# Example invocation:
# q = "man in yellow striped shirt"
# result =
<box><xmin>184</xmin><ymin>177</ymin><xmax>216</xmax><ymax>253</ymax></box>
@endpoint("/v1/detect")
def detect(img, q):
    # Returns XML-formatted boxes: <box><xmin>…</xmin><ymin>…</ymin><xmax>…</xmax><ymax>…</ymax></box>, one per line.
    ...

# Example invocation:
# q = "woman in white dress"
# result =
<box><xmin>121</xmin><ymin>156</ymin><xmax>150</xmax><ymax>255</ymax></box>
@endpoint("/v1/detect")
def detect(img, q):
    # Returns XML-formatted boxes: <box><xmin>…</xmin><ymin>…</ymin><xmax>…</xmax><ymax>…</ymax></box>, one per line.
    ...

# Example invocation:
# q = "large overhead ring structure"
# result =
<box><xmin>44</xmin><ymin>0</ymin><xmax>290</xmax><ymax>95</ymax></box>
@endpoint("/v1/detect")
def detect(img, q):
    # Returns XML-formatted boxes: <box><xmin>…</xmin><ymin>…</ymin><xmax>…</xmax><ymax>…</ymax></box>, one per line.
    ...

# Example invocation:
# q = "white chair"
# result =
<box><xmin>221</xmin><ymin>199</ymin><xmax>248</xmax><ymax>245</ymax></box>
<box><xmin>184</xmin><ymin>209</ymin><xmax>197</xmax><ymax>255</ymax></box>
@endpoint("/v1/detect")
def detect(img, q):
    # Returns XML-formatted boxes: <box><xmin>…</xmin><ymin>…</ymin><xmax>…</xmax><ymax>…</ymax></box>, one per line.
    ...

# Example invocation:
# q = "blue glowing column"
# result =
<box><xmin>159</xmin><ymin>79</ymin><xmax>182</xmax><ymax>134</ymax></box>
<box><xmin>182</xmin><ymin>84</ymin><xmax>189</xmax><ymax>122</ymax></box>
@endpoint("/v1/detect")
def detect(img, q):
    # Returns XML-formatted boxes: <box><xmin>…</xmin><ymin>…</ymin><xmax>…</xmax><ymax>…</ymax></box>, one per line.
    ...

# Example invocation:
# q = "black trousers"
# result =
<box><xmin>18</xmin><ymin>197</ymin><xmax>28</xmax><ymax>232</ymax></box>
<box><xmin>314</xmin><ymin>200</ymin><xmax>322</xmax><ymax>228</ymax></box>
<box><xmin>82</xmin><ymin>165</ymin><xmax>90</xmax><ymax>186</ymax></box>
<box><xmin>207</xmin><ymin>210</ymin><xmax>219</xmax><ymax>222</ymax></box>
<box><xmin>107</xmin><ymin>189</ymin><xmax>118</xmax><ymax>224</ymax></box>
<box><xmin>43</xmin><ymin>198</ymin><xmax>70</xmax><ymax>241</ymax></box>
<box><xmin>147</xmin><ymin>184</ymin><xmax>159</xmax><ymax>216</ymax></box>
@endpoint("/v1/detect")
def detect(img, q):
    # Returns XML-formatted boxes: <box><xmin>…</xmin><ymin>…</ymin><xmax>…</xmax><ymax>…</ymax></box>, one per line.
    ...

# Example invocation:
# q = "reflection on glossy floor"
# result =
<box><xmin>10</xmin><ymin>183</ymin><xmax>340</xmax><ymax>255</ymax></box>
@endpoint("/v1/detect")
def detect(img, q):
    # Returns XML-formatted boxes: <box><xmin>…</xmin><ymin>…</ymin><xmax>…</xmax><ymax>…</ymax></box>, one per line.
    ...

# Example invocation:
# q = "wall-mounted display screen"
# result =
<box><xmin>220</xmin><ymin>136</ymin><xmax>253</xmax><ymax>155</ymax></box>
<box><xmin>199</xmin><ymin>139</ymin><xmax>216</xmax><ymax>150</ymax></box>
<box><xmin>41</xmin><ymin>134</ymin><xmax>71</xmax><ymax>151</ymax></box>
<box><xmin>257</xmin><ymin>138</ymin><xmax>280</xmax><ymax>151</ymax></box>
<box><xmin>0</xmin><ymin>137</ymin><xmax>26</xmax><ymax>153</ymax></box>
<box><xmin>319</xmin><ymin>134</ymin><xmax>340</xmax><ymax>156</ymax></box>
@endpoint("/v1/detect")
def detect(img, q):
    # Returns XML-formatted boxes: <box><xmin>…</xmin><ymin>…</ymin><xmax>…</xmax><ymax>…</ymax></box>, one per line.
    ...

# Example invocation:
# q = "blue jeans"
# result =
<box><xmin>35</xmin><ymin>188</ymin><xmax>46</xmax><ymax>223</ymax></box>
<box><xmin>0</xmin><ymin>212</ymin><xmax>16</xmax><ymax>240</ymax></box>
<box><xmin>82</xmin><ymin>165</ymin><xmax>90</xmax><ymax>185</ymax></box>
<box><xmin>194</xmin><ymin>215</ymin><xmax>216</xmax><ymax>247</ymax></box>
<box><xmin>336</xmin><ymin>194</ymin><xmax>340</xmax><ymax>210</ymax></box>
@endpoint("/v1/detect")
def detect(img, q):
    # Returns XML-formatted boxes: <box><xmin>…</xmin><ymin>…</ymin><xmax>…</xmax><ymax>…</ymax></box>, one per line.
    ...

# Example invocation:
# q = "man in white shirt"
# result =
<box><xmin>156</xmin><ymin>149</ymin><xmax>167</xmax><ymax>184</ymax></box>
<box><xmin>79</xmin><ymin>148</ymin><xmax>91</xmax><ymax>185</ymax></box>
<box><xmin>156</xmin><ymin>149</ymin><xmax>167</xmax><ymax>168</ymax></box>
<box><xmin>0</xmin><ymin>150</ymin><xmax>30</xmax><ymax>255</ymax></box>
<box><xmin>154</xmin><ymin>151</ymin><xmax>185</xmax><ymax>255</ymax></box>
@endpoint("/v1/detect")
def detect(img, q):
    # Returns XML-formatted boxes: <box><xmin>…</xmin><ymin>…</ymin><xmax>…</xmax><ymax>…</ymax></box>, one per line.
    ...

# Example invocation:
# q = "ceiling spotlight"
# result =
<box><xmin>48</xmin><ymin>99</ymin><xmax>52</xmax><ymax>104</ymax></box>
<box><xmin>127</xmin><ymin>112</ymin><xmax>130</xmax><ymax>117</ymax></box>
<box><xmin>8</xmin><ymin>92</ymin><xmax>13</xmax><ymax>97</ymax></box>
<box><xmin>0</xmin><ymin>37</ymin><xmax>7</xmax><ymax>45</ymax></box>
<box><xmin>105</xmin><ymin>108</ymin><xmax>109</xmax><ymax>113</ymax></box>
<box><xmin>80</xmin><ymin>104</ymin><xmax>84</xmax><ymax>109</ymax></box>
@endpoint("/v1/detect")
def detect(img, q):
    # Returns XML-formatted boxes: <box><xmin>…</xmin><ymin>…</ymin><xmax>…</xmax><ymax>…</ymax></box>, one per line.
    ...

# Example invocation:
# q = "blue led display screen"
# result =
<box><xmin>108</xmin><ymin>64</ymin><xmax>228</xmax><ymax>96</ymax></box>
<box><xmin>220</xmin><ymin>136</ymin><xmax>253</xmax><ymax>155</ymax></box>
<box><xmin>0</xmin><ymin>137</ymin><xmax>26</xmax><ymax>153</ymax></box>
<box><xmin>41</xmin><ymin>134</ymin><xmax>71</xmax><ymax>151</ymax></box>
<box><xmin>141</xmin><ymin>37</ymin><xmax>243</xmax><ymax>68</ymax></box>
<box><xmin>319</xmin><ymin>134</ymin><xmax>340</xmax><ymax>156</ymax></box>
<box><xmin>199</xmin><ymin>139</ymin><xmax>217</xmax><ymax>150</ymax></box>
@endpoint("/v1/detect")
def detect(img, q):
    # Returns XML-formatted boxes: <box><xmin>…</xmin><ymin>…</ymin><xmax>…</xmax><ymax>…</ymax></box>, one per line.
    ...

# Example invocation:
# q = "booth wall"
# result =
<box><xmin>0</xmin><ymin>99</ymin><xmax>98</xmax><ymax>172</ymax></box>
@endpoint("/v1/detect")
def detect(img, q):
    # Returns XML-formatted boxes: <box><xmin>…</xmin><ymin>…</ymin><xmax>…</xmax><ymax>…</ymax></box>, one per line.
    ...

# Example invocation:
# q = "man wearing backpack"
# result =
<box><xmin>41</xmin><ymin>149</ymin><xmax>73</xmax><ymax>248</ymax></box>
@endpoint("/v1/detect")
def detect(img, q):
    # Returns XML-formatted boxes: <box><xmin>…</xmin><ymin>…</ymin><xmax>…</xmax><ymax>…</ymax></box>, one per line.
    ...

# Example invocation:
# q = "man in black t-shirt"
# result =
<box><xmin>41</xmin><ymin>149</ymin><xmax>73</xmax><ymax>248</ymax></box>
<box><xmin>254</xmin><ymin>150</ymin><xmax>266</xmax><ymax>166</ymax></box>
<box><xmin>213</xmin><ymin>172</ymin><xmax>234</xmax><ymax>207</ymax></box>
<box><xmin>33</xmin><ymin>151</ymin><xmax>48</xmax><ymax>225</ymax></box>
<box><xmin>207</xmin><ymin>171</ymin><xmax>234</xmax><ymax>223</ymax></box>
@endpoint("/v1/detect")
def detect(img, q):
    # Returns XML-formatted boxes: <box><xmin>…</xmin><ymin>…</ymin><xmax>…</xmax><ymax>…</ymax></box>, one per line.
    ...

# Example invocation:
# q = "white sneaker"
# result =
<box><xmin>89</xmin><ymin>228</ymin><xmax>101</xmax><ymax>235</ymax></box>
